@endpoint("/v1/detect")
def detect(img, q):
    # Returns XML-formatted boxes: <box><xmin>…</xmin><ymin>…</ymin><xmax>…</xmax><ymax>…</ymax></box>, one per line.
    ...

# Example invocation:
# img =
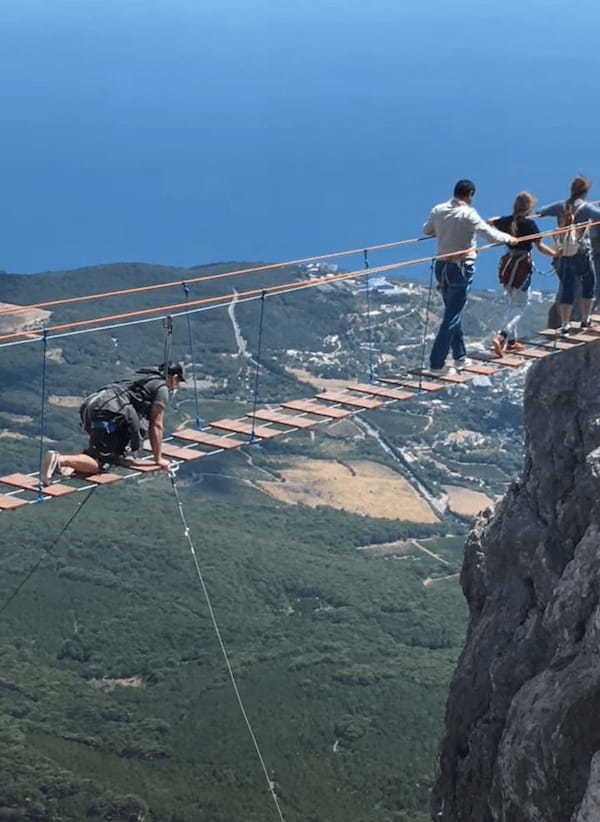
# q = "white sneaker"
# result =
<box><xmin>453</xmin><ymin>357</ymin><xmax>473</xmax><ymax>370</ymax></box>
<box><xmin>560</xmin><ymin>322</ymin><xmax>572</xmax><ymax>335</ymax></box>
<box><xmin>41</xmin><ymin>450</ymin><xmax>60</xmax><ymax>486</ymax></box>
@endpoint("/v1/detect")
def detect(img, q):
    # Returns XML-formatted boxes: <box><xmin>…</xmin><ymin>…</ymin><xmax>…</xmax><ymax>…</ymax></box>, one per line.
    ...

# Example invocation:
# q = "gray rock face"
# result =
<box><xmin>432</xmin><ymin>340</ymin><xmax>600</xmax><ymax>822</ymax></box>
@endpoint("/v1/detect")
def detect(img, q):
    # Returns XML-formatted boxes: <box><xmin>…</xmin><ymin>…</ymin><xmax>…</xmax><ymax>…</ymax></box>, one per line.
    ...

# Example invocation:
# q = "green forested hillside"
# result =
<box><xmin>0</xmin><ymin>260</ymin><xmax>540</xmax><ymax>820</ymax></box>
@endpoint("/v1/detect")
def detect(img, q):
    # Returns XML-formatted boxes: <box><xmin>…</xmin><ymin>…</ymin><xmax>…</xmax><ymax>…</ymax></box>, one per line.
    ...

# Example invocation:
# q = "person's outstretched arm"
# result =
<box><xmin>149</xmin><ymin>406</ymin><xmax>170</xmax><ymax>470</ymax></box>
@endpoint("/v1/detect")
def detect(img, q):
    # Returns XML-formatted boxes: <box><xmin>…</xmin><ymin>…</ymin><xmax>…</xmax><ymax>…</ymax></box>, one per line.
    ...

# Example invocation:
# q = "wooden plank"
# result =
<box><xmin>0</xmin><ymin>494</ymin><xmax>28</xmax><ymax>510</ymax></box>
<box><xmin>410</xmin><ymin>369</ymin><xmax>472</xmax><ymax>384</ymax></box>
<box><xmin>541</xmin><ymin>340</ymin><xmax>579</xmax><ymax>351</ymax></box>
<box><xmin>210</xmin><ymin>418</ymin><xmax>282</xmax><ymax>439</ymax></box>
<box><xmin>515</xmin><ymin>348</ymin><xmax>553</xmax><ymax>359</ymax></box>
<box><xmin>379</xmin><ymin>377</ymin><xmax>446</xmax><ymax>392</ymax></box>
<box><xmin>248</xmin><ymin>409</ymin><xmax>317</xmax><ymax>429</ymax></box>
<box><xmin>0</xmin><ymin>473</ymin><xmax>76</xmax><ymax>497</ymax></box>
<box><xmin>471</xmin><ymin>352</ymin><xmax>525</xmax><ymax>368</ymax></box>
<box><xmin>126</xmin><ymin>462</ymin><xmax>161</xmax><ymax>473</ymax></box>
<box><xmin>567</xmin><ymin>333</ymin><xmax>599</xmax><ymax>343</ymax></box>
<box><xmin>459</xmin><ymin>363</ymin><xmax>499</xmax><ymax>376</ymax></box>
<box><xmin>174</xmin><ymin>429</ymin><xmax>244</xmax><ymax>450</ymax></box>
<box><xmin>538</xmin><ymin>329</ymin><xmax>584</xmax><ymax>344</ymax></box>
<box><xmin>154</xmin><ymin>443</ymin><xmax>206</xmax><ymax>460</ymax></box>
<box><xmin>347</xmin><ymin>383</ymin><xmax>415</xmax><ymax>401</ymax></box>
<box><xmin>316</xmin><ymin>391</ymin><xmax>383</xmax><ymax>409</ymax></box>
<box><xmin>282</xmin><ymin>399</ymin><xmax>351</xmax><ymax>419</ymax></box>
<box><xmin>83</xmin><ymin>473</ymin><xmax>123</xmax><ymax>485</ymax></box>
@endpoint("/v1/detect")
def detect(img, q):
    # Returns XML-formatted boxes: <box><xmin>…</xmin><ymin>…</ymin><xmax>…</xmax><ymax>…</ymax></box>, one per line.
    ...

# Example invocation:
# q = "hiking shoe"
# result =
<box><xmin>491</xmin><ymin>334</ymin><xmax>507</xmax><ymax>357</ymax></box>
<box><xmin>41</xmin><ymin>450</ymin><xmax>60</xmax><ymax>486</ymax></box>
<box><xmin>506</xmin><ymin>340</ymin><xmax>524</xmax><ymax>352</ymax></box>
<box><xmin>453</xmin><ymin>357</ymin><xmax>472</xmax><ymax>370</ymax></box>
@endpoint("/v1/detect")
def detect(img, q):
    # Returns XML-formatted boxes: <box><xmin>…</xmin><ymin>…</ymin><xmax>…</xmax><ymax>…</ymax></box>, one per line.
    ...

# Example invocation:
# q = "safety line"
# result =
<box><xmin>0</xmin><ymin>485</ymin><xmax>98</xmax><ymax>616</ymax></box>
<box><xmin>0</xmin><ymin>235</ymin><xmax>431</xmax><ymax>318</ymax></box>
<box><xmin>168</xmin><ymin>469</ymin><xmax>286</xmax><ymax>822</ymax></box>
<box><xmin>1</xmin><ymin>221</ymin><xmax>589</xmax><ymax>345</ymax></box>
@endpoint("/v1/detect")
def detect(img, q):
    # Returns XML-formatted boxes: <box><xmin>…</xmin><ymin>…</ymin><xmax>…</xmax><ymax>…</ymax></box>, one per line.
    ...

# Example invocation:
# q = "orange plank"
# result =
<box><xmin>174</xmin><ymin>429</ymin><xmax>244</xmax><ymax>450</ymax></box>
<box><xmin>347</xmin><ymin>383</ymin><xmax>415</xmax><ymax>401</ymax></box>
<box><xmin>515</xmin><ymin>348</ymin><xmax>552</xmax><ymax>359</ymax></box>
<box><xmin>541</xmin><ymin>340</ymin><xmax>578</xmax><ymax>351</ymax></box>
<box><xmin>459</xmin><ymin>363</ymin><xmax>499</xmax><ymax>376</ymax></box>
<box><xmin>410</xmin><ymin>369</ymin><xmax>472</xmax><ymax>384</ymax></box>
<box><xmin>379</xmin><ymin>377</ymin><xmax>446</xmax><ymax>392</ymax></box>
<box><xmin>0</xmin><ymin>494</ymin><xmax>28</xmax><ymax>510</ymax></box>
<box><xmin>282</xmin><ymin>399</ymin><xmax>351</xmax><ymax>419</ymax></box>
<box><xmin>210</xmin><ymin>419</ymin><xmax>282</xmax><ymax>439</ymax></box>
<box><xmin>84</xmin><ymin>473</ymin><xmax>123</xmax><ymax>485</ymax></box>
<box><xmin>248</xmin><ymin>409</ymin><xmax>317</xmax><ymax>429</ymax></box>
<box><xmin>0</xmin><ymin>473</ymin><xmax>76</xmax><ymax>497</ymax></box>
<box><xmin>155</xmin><ymin>443</ymin><xmax>206</xmax><ymax>460</ymax></box>
<box><xmin>316</xmin><ymin>391</ymin><xmax>383</xmax><ymax>409</ymax></box>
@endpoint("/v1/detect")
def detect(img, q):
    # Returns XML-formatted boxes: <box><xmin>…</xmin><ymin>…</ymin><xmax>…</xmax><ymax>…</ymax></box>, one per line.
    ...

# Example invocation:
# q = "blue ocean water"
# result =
<box><xmin>1</xmin><ymin>0</ymin><xmax>599</xmax><ymax>288</ymax></box>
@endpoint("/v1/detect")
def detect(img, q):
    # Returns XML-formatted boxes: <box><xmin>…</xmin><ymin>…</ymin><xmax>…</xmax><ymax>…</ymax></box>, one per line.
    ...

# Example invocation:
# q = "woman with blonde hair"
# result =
<box><xmin>491</xmin><ymin>191</ymin><xmax>558</xmax><ymax>355</ymax></box>
<box><xmin>539</xmin><ymin>176</ymin><xmax>600</xmax><ymax>333</ymax></box>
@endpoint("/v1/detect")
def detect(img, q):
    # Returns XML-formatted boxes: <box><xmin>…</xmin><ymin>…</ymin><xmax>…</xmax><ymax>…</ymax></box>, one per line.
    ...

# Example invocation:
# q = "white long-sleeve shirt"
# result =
<box><xmin>423</xmin><ymin>198</ymin><xmax>513</xmax><ymax>262</ymax></box>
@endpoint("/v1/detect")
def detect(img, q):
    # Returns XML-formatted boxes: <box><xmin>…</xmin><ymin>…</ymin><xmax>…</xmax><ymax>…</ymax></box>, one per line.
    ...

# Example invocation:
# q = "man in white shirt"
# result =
<box><xmin>423</xmin><ymin>179</ymin><xmax>516</xmax><ymax>373</ymax></box>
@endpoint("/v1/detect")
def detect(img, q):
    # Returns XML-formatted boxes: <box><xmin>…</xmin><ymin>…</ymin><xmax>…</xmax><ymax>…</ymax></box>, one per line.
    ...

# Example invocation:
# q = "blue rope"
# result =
<box><xmin>182</xmin><ymin>282</ymin><xmax>205</xmax><ymax>429</ymax></box>
<box><xmin>418</xmin><ymin>258</ymin><xmax>436</xmax><ymax>391</ymax></box>
<box><xmin>37</xmin><ymin>329</ymin><xmax>49</xmax><ymax>500</ymax></box>
<box><xmin>249</xmin><ymin>291</ymin><xmax>267</xmax><ymax>443</ymax></box>
<box><xmin>363</xmin><ymin>249</ymin><xmax>376</xmax><ymax>383</ymax></box>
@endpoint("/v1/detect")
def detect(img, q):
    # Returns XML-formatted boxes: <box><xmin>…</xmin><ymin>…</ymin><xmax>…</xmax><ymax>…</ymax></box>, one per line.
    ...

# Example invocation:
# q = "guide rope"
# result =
<box><xmin>0</xmin><ymin>486</ymin><xmax>98</xmax><ymax>617</ymax></box>
<box><xmin>168</xmin><ymin>468</ymin><xmax>285</xmax><ymax>822</ymax></box>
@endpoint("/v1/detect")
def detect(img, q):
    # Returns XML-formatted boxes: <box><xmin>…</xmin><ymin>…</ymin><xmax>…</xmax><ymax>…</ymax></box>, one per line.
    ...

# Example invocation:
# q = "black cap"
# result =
<box><xmin>159</xmin><ymin>362</ymin><xmax>186</xmax><ymax>381</ymax></box>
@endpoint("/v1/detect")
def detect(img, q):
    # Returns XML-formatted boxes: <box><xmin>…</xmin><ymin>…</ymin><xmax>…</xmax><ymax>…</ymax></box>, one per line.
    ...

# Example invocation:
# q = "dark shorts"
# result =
<box><xmin>558</xmin><ymin>251</ymin><xmax>596</xmax><ymax>304</ymax></box>
<box><xmin>84</xmin><ymin>427</ymin><xmax>129</xmax><ymax>469</ymax></box>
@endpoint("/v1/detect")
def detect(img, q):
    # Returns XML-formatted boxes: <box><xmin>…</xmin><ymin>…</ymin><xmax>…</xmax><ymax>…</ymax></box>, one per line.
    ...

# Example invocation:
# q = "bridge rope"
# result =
<box><xmin>1</xmin><ymin>220</ymin><xmax>595</xmax><ymax>348</ymax></box>
<box><xmin>168</xmin><ymin>468</ymin><xmax>286</xmax><ymax>822</ymax></box>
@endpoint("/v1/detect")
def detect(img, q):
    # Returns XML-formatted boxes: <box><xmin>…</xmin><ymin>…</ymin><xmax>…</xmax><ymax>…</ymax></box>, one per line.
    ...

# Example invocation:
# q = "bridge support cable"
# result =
<box><xmin>0</xmin><ymin>485</ymin><xmax>98</xmax><ymax>616</ymax></box>
<box><xmin>168</xmin><ymin>469</ymin><xmax>286</xmax><ymax>822</ymax></box>
<box><xmin>417</xmin><ymin>259</ymin><xmax>436</xmax><ymax>391</ymax></box>
<box><xmin>249</xmin><ymin>290</ymin><xmax>267</xmax><ymax>443</ymax></box>
<box><xmin>363</xmin><ymin>249</ymin><xmax>376</xmax><ymax>383</ymax></box>
<box><xmin>36</xmin><ymin>329</ymin><xmax>49</xmax><ymax>502</ymax></box>
<box><xmin>182</xmin><ymin>282</ymin><xmax>204</xmax><ymax>429</ymax></box>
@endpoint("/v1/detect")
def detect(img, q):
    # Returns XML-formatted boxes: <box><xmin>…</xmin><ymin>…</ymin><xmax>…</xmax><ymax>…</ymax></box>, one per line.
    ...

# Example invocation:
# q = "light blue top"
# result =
<box><xmin>538</xmin><ymin>199</ymin><xmax>600</xmax><ymax>250</ymax></box>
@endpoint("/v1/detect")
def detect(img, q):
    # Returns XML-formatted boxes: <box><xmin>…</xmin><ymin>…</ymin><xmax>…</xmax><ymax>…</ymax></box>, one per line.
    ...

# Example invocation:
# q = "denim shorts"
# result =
<box><xmin>558</xmin><ymin>251</ymin><xmax>595</xmax><ymax>304</ymax></box>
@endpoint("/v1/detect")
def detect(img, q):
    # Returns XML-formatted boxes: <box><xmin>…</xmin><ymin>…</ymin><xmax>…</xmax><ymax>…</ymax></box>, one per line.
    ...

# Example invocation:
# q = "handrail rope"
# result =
<box><xmin>162</xmin><ymin>315</ymin><xmax>174</xmax><ymax>379</ymax></box>
<box><xmin>363</xmin><ymin>249</ymin><xmax>375</xmax><ymax>383</ymax></box>
<box><xmin>168</xmin><ymin>469</ymin><xmax>286</xmax><ymax>822</ymax></box>
<box><xmin>249</xmin><ymin>291</ymin><xmax>267</xmax><ymax>443</ymax></box>
<box><xmin>1</xmin><ymin>207</ymin><xmax>596</xmax><ymax>320</ymax></box>
<box><xmin>1</xmin><ymin>221</ymin><xmax>598</xmax><ymax>346</ymax></box>
<box><xmin>0</xmin><ymin>486</ymin><xmax>98</xmax><ymax>617</ymax></box>
<box><xmin>0</xmin><ymin>235</ymin><xmax>431</xmax><ymax>318</ymax></box>
<box><xmin>37</xmin><ymin>329</ymin><xmax>49</xmax><ymax>501</ymax></box>
<box><xmin>182</xmin><ymin>283</ymin><xmax>204</xmax><ymax>429</ymax></box>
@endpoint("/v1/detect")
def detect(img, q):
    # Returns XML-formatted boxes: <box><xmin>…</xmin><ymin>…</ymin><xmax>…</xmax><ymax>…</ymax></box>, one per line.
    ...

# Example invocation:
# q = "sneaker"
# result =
<box><xmin>41</xmin><ymin>450</ymin><xmax>60</xmax><ymax>486</ymax></box>
<box><xmin>59</xmin><ymin>464</ymin><xmax>75</xmax><ymax>478</ymax></box>
<box><xmin>491</xmin><ymin>334</ymin><xmax>507</xmax><ymax>357</ymax></box>
<box><xmin>560</xmin><ymin>322</ymin><xmax>572</xmax><ymax>335</ymax></box>
<box><xmin>506</xmin><ymin>340</ymin><xmax>524</xmax><ymax>352</ymax></box>
<box><xmin>429</xmin><ymin>366</ymin><xmax>454</xmax><ymax>376</ymax></box>
<box><xmin>453</xmin><ymin>357</ymin><xmax>472</xmax><ymax>370</ymax></box>
<box><xmin>580</xmin><ymin>318</ymin><xmax>591</xmax><ymax>329</ymax></box>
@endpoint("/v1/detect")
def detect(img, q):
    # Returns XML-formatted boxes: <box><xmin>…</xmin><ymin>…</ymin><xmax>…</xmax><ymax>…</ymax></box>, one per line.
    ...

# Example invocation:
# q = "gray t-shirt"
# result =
<box><xmin>538</xmin><ymin>199</ymin><xmax>600</xmax><ymax>250</ymax></box>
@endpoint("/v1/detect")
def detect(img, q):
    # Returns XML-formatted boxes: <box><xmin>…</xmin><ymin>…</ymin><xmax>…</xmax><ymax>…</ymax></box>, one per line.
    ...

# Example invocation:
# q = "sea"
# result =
<box><xmin>1</xmin><ymin>0</ymin><xmax>599</xmax><ymax>290</ymax></box>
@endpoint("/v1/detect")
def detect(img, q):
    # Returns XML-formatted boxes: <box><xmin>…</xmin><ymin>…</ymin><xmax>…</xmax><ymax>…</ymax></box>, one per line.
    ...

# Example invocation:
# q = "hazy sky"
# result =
<box><xmin>2</xmin><ymin>0</ymin><xmax>599</xmax><ymax>285</ymax></box>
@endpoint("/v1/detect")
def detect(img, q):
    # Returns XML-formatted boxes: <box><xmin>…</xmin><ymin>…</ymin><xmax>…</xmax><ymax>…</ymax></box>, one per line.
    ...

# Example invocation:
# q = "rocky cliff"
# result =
<box><xmin>432</xmin><ymin>338</ymin><xmax>600</xmax><ymax>822</ymax></box>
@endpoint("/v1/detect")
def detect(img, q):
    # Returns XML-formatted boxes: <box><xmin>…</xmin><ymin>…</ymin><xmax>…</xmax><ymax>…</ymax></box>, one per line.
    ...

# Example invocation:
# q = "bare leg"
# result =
<box><xmin>59</xmin><ymin>454</ymin><xmax>101</xmax><ymax>475</ymax></box>
<box><xmin>559</xmin><ymin>303</ymin><xmax>573</xmax><ymax>326</ymax></box>
<box><xmin>580</xmin><ymin>297</ymin><xmax>593</xmax><ymax>323</ymax></box>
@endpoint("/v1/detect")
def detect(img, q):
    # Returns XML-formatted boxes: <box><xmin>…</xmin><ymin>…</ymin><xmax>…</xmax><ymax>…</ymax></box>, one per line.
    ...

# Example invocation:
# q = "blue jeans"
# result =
<box><xmin>429</xmin><ymin>261</ymin><xmax>474</xmax><ymax>369</ymax></box>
